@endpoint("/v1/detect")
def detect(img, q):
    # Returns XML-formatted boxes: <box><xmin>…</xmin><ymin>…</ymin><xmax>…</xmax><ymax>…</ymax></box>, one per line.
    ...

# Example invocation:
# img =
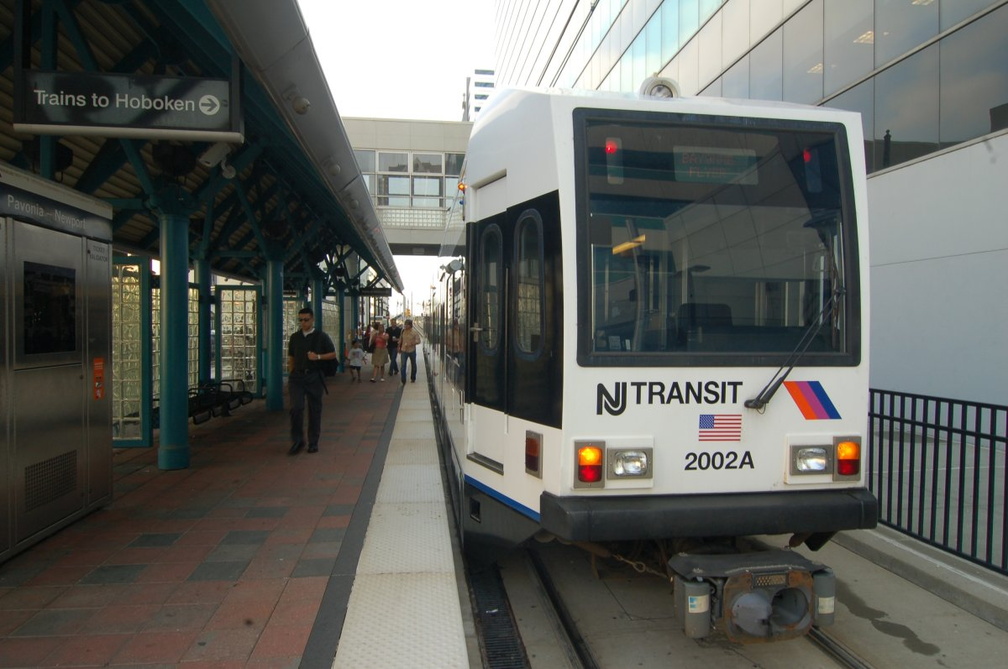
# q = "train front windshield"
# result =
<box><xmin>575</xmin><ymin>109</ymin><xmax>860</xmax><ymax>365</ymax></box>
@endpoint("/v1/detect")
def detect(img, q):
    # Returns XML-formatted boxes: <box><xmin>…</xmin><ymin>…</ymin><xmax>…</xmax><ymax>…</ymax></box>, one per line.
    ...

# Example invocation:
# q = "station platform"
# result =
<box><xmin>2</xmin><ymin>348</ymin><xmax>1007</xmax><ymax>668</ymax></box>
<box><xmin>0</xmin><ymin>353</ymin><xmax>478</xmax><ymax>668</ymax></box>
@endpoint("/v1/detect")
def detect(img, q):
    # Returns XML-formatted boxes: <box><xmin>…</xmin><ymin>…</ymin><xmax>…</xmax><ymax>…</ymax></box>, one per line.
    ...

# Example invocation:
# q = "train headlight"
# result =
<box><xmin>789</xmin><ymin>444</ymin><xmax>833</xmax><ymax>478</ymax></box>
<box><xmin>794</xmin><ymin>447</ymin><xmax>828</xmax><ymax>473</ymax></box>
<box><xmin>609</xmin><ymin>448</ymin><xmax>653</xmax><ymax>479</ymax></box>
<box><xmin>574</xmin><ymin>441</ymin><xmax>605</xmax><ymax>488</ymax></box>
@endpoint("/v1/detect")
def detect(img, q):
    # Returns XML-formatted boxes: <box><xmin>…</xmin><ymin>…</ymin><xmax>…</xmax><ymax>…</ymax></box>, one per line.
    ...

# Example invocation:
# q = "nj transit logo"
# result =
<box><xmin>783</xmin><ymin>381</ymin><xmax>841</xmax><ymax>420</ymax></box>
<box><xmin>596</xmin><ymin>380</ymin><xmax>741</xmax><ymax>416</ymax></box>
<box><xmin>597</xmin><ymin>382</ymin><xmax>627</xmax><ymax>416</ymax></box>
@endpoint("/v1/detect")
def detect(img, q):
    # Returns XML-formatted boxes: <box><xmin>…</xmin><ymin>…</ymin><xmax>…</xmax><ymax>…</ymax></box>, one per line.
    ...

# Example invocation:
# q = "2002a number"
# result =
<box><xmin>684</xmin><ymin>450</ymin><xmax>754</xmax><ymax>470</ymax></box>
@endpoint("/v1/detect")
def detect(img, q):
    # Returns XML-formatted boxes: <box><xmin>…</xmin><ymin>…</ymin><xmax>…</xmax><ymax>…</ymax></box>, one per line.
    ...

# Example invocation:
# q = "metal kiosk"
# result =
<box><xmin>0</xmin><ymin>163</ymin><xmax>113</xmax><ymax>563</ymax></box>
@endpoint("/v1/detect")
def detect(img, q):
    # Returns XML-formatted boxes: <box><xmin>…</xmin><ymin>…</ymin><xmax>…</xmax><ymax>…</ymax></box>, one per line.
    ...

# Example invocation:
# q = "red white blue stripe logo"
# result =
<box><xmin>783</xmin><ymin>381</ymin><xmax>841</xmax><ymax>420</ymax></box>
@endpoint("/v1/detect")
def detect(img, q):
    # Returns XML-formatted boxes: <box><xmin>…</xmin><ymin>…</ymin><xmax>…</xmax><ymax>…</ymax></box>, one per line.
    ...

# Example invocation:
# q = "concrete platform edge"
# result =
<box><xmin>834</xmin><ymin>525</ymin><xmax>1008</xmax><ymax>632</ymax></box>
<box><xmin>300</xmin><ymin>387</ymin><xmax>404</xmax><ymax>667</ymax></box>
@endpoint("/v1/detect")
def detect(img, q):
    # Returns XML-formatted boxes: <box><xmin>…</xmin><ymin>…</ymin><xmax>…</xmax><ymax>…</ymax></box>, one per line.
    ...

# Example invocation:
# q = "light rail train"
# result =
<box><xmin>426</xmin><ymin>80</ymin><xmax>877</xmax><ymax>642</ymax></box>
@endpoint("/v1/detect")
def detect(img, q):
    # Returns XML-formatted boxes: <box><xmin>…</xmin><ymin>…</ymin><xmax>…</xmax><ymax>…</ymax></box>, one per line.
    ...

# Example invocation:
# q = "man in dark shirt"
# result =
<box><xmin>386</xmin><ymin>318</ymin><xmax>402</xmax><ymax>376</ymax></box>
<box><xmin>287</xmin><ymin>307</ymin><xmax>336</xmax><ymax>454</ymax></box>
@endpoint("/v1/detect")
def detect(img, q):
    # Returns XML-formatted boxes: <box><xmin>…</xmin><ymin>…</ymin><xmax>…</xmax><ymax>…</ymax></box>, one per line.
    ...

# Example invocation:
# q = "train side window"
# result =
<box><xmin>515</xmin><ymin>211</ymin><xmax>544</xmax><ymax>355</ymax></box>
<box><xmin>24</xmin><ymin>261</ymin><xmax>77</xmax><ymax>354</ymax></box>
<box><xmin>477</xmin><ymin>226</ymin><xmax>502</xmax><ymax>351</ymax></box>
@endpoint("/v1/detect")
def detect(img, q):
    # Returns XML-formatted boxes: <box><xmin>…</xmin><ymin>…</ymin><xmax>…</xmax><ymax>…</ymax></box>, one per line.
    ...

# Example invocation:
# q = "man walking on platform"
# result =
<box><xmin>386</xmin><ymin>318</ymin><xmax>402</xmax><ymax>376</ymax></box>
<box><xmin>287</xmin><ymin>307</ymin><xmax>336</xmax><ymax>454</ymax></box>
<box><xmin>398</xmin><ymin>318</ymin><xmax>422</xmax><ymax>385</ymax></box>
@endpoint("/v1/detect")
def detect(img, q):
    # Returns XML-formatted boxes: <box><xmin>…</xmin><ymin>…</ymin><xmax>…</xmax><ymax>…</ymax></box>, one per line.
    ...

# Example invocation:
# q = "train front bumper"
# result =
<box><xmin>540</xmin><ymin>488</ymin><xmax>877</xmax><ymax>542</ymax></box>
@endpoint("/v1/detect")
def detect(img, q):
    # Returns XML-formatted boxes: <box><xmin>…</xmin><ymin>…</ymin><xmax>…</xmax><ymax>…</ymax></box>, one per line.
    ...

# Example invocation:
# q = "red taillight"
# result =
<box><xmin>525</xmin><ymin>431</ymin><xmax>542</xmax><ymax>476</ymax></box>
<box><xmin>577</xmin><ymin>445</ymin><xmax>603</xmax><ymax>483</ymax></box>
<box><xmin>836</xmin><ymin>441</ymin><xmax>860</xmax><ymax>476</ymax></box>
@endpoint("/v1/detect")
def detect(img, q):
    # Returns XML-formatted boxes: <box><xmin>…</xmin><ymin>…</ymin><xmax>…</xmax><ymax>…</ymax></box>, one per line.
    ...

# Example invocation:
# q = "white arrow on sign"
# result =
<box><xmin>199</xmin><ymin>95</ymin><xmax>221</xmax><ymax>116</ymax></box>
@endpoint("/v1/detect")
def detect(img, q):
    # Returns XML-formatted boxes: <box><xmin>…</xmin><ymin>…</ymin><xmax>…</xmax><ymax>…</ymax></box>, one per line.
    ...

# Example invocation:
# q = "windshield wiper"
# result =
<box><xmin>743</xmin><ymin>287</ymin><xmax>844</xmax><ymax>411</ymax></box>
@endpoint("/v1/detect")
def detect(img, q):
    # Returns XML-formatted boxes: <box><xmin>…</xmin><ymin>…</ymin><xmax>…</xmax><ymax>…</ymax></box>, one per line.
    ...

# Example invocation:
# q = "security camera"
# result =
<box><xmin>198</xmin><ymin>142</ymin><xmax>232</xmax><ymax>168</ymax></box>
<box><xmin>291</xmin><ymin>96</ymin><xmax>311</xmax><ymax>115</ymax></box>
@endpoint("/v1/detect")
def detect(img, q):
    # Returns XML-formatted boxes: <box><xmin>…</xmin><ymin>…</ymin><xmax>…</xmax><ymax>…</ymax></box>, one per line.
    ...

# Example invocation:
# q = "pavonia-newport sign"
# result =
<box><xmin>14</xmin><ymin>70</ymin><xmax>243</xmax><ymax>142</ymax></box>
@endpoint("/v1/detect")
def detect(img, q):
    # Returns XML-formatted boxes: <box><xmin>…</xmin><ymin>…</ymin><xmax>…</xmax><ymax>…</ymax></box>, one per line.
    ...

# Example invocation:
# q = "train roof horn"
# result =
<box><xmin>639</xmin><ymin>76</ymin><xmax>680</xmax><ymax>98</ymax></box>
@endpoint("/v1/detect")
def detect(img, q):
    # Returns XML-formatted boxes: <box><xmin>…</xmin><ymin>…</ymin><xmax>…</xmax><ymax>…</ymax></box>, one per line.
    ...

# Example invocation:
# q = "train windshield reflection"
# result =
<box><xmin>582</xmin><ymin>115</ymin><xmax>852</xmax><ymax>356</ymax></box>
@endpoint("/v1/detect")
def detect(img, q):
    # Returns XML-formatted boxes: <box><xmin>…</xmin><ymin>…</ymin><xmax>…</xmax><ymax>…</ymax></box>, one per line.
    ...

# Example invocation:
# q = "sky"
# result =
<box><xmin>298</xmin><ymin>0</ymin><xmax>497</xmax><ymax>122</ymax></box>
<box><xmin>297</xmin><ymin>0</ymin><xmax>497</xmax><ymax>314</ymax></box>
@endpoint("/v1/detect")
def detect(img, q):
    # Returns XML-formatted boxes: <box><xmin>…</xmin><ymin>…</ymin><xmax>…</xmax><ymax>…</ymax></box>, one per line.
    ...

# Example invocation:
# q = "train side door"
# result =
<box><xmin>469</xmin><ymin>214</ymin><xmax>507</xmax><ymax>416</ymax></box>
<box><xmin>468</xmin><ymin>192</ymin><xmax>563</xmax><ymax>433</ymax></box>
<box><xmin>505</xmin><ymin>194</ymin><xmax>562</xmax><ymax>429</ymax></box>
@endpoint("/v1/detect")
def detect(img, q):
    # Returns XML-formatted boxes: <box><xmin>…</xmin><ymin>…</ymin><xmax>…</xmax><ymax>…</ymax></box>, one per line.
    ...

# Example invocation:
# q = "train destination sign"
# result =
<box><xmin>14</xmin><ymin>71</ymin><xmax>243</xmax><ymax>142</ymax></box>
<box><xmin>673</xmin><ymin>146</ymin><xmax>758</xmax><ymax>185</ymax></box>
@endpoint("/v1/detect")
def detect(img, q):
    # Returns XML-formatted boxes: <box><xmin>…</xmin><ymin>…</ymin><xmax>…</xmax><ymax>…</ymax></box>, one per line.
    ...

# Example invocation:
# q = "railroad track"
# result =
<box><xmin>471</xmin><ymin>541</ymin><xmax>879</xmax><ymax>669</ymax></box>
<box><xmin>807</xmin><ymin>627</ymin><xmax>876</xmax><ymax>669</ymax></box>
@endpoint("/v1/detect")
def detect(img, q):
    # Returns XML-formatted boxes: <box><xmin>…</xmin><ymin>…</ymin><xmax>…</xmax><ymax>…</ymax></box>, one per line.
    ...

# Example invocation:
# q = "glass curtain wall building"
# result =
<box><xmin>463</xmin><ymin>69</ymin><xmax>497</xmax><ymax>121</ymax></box>
<box><xmin>492</xmin><ymin>0</ymin><xmax>1008</xmax><ymax>404</ymax></box>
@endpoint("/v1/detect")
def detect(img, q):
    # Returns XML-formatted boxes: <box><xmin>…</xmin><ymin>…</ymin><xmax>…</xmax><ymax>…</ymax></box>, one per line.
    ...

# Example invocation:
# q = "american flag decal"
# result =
<box><xmin>698</xmin><ymin>414</ymin><xmax>742</xmax><ymax>441</ymax></box>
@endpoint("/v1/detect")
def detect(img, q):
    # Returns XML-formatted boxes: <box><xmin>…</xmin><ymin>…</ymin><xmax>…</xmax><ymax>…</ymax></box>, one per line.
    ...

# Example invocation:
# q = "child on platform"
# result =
<box><xmin>346</xmin><ymin>339</ymin><xmax>364</xmax><ymax>383</ymax></box>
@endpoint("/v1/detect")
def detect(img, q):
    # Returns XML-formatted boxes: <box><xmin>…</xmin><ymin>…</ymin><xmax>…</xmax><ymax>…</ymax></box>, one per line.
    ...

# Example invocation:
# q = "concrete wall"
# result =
<box><xmin>342</xmin><ymin>118</ymin><xmax>471</xmax><ymax>152</ymax></box>
<box><xmin>867</xmin><ymin>131</ymin><xmax>1008</xmax><ymax>405</ymax></box>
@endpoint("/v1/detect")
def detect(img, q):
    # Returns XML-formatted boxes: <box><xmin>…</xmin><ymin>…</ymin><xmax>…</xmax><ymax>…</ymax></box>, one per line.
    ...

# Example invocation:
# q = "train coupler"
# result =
<box><xmin>669</xmin><ymin>549</ymin><xmax>835</xmax><ymax>643</ymax></box>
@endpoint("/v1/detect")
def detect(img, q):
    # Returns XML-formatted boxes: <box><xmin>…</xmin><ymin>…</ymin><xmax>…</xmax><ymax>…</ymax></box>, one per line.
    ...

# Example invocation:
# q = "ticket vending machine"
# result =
<box><xmin>0</xmin><ymin>163</ymin><xmax>113</xmax><ymax>563</ymax></box>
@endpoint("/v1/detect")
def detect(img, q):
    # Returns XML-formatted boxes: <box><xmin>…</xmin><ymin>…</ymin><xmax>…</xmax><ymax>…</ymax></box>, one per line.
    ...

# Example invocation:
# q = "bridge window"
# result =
<box><xmin>412</xmin><ymin>176</ymin><xmax>443</xmax><ymax>208</ymax></box>
<box><xmin>414</xmin><ymin>153</ymin><xmax>443</xmax><ymax>173</ymax></box>
<box><xmin>445</xmin><ymin>176</ymin><xmax>460</xmax><ymax>203</ymax></box>
<box><xmin>446</xmin><ymin>153</ymin><xmax>464</xmax><ymax>176</ymax></box>
<box><xmin>378</xmin><ymin>175</ymin><xmax>410</xmax><ymax>206</ymax></box>
<box><xmin>378</xmin><ymin>152</ymin><xmax>408</xmax><ymax>172</ymax></box>
<box><xmin>354</xmin><ymin>149</ymin><xmax>375</xmax><ymax>172</ymax></box>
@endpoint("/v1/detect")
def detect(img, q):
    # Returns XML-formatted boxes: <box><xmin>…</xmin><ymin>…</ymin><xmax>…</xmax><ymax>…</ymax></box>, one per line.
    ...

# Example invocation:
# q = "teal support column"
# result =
<box><xmin>351</xmin><ymin>292</ymin><xmax>360</xmax><ymax>339</ymax></box>
<box><xmin>195</xmin><ymin>258</ymin><xmax>212</xmax><ymax>384</ymax></box>
<box><xmin>265</xmin><ymin>257</ymin><xmax>285</xmax><ymax>411</ymax></box>
<box><xmin>311</xmin><ymin>274</ymin><xmax>324</xmax><ymax>323</ymax></box>
<box><xmin>155</xmin><ymin>186</ymin><xmax>193</xmax><ymax>470</ymax></box>
<box><xmin>338</xmin><ymin>286</ymin><xmax>346</xmax><ymax>372</ymax></box>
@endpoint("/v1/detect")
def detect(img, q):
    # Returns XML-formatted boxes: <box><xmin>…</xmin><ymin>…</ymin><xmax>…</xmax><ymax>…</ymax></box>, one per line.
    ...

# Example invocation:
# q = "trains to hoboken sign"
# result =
<box><xmin>14</xmin><ymin>70</ymin><xmax>243</xmax><ymax>142</ymax></box>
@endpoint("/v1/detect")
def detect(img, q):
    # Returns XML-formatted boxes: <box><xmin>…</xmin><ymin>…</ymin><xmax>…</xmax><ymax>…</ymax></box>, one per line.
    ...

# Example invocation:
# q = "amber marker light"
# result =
<box><xmin>836</xmin><ymin>440</ymin><xmax>860</xmax><ymax>476</ymax></box>
<box><xmin>577</xmin><ymin>444</ymin><xmax>604</xmax><ymax>483</ymax></box>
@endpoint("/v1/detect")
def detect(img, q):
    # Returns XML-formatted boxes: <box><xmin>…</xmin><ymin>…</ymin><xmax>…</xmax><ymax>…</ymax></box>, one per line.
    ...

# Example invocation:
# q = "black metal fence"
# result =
<box><xmin>867</xmin><ymin>389</ymin><xmax>1007</xmax><ymax>575</ymax></box>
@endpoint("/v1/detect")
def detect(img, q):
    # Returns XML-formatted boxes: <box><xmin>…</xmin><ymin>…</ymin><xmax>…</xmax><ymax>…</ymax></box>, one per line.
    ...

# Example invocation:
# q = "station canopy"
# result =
<box><xmin>0</xmin><ymin>0</ymin><xmax>402</xmax><ymax>293</ymax></box>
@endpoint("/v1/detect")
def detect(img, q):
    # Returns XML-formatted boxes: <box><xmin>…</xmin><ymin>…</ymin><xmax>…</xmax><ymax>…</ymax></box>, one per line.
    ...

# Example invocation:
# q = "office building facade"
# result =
<box><xmin>493</xmin><ymin>0</ymin><xmax>1008</xmax><ymax>404</ymax></box>
<box><xmin>463</xmin><ymin>69</ymin><xmax>497</xmax><ymax>121</ymax></box>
